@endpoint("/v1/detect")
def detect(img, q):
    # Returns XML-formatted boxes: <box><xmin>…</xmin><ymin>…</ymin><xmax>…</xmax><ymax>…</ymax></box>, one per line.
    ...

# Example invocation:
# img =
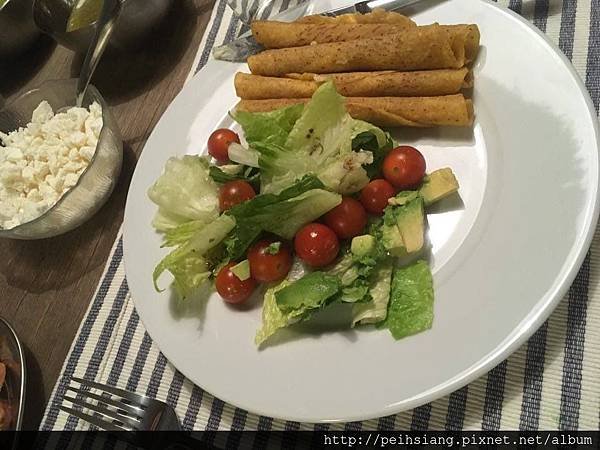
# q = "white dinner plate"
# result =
<box><xmin>123</xmin><ymin>0</ymin><xmax>600</xmax><ymax>422</ymax></box>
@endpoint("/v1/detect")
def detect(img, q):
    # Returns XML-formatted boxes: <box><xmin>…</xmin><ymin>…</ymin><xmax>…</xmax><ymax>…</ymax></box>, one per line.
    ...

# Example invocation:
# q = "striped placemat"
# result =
<box><xmin>41</xmin><ymin>0</ymin><xmax>600</xmax><ymax>433</ymax></box>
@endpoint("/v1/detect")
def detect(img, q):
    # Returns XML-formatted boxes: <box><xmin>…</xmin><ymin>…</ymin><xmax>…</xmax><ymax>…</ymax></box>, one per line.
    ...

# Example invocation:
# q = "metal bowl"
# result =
<box><xmin>0</xmin><ymin>0</ymin><xmax>41</xmax><ymax>59</ymax></box>
<box><xmin>33</xmin><ymin>0</ymin><xmax>172</xmax><ymax>53</ymax></box>
<box><xmin>0</xmin><ymin>79</ymin><xmax>123</xmax><ymax>240</ymax></box>
<box><xmin>0</xmin><ymin>317</ymin><xmax>26</xmax><ymax>431</ymax></box>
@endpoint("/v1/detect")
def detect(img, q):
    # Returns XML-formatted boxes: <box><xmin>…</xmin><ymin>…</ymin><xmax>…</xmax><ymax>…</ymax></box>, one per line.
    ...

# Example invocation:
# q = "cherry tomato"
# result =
<box><xmin>382</xmin><ymin>146</ymin><xmax>426</xmax><ymax>190</ymax></box>
<box><xmin>248</xmin><ymin>239</ymin><xmax>293</xmax><ymax>282</ymax></box>
<box><xmin>294</xmin><ymin>223</ymin><xmax>339</xmax><ymax>268</ymax></box>
<box><xmin>215</xmin><ymin>263</ymin><xmax>256</xmax><ymax>304</ymax></box>
<box><xmin>219</xmin><ymin>180</ymin><xmax>255</xmax><ymax>212</ymax></box>
<box><xmin>323</xmin><ymin>197</ymin><xmax>368</xmax><ymax>240</ymax></box>
<box><xmin>207</xmin><ymin>128</ymin><xmax>240</xmax><ymax>163</ymax></box>
<box><xmin>359</xmin><ymin>179</ymin><xmax>396</xmax><ymax>215</ymax></box>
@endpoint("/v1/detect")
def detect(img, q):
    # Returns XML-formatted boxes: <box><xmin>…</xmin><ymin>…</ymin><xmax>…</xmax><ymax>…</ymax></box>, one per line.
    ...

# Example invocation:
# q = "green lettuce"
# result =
<box><xmin>351</xmin><ymin>259</ymin><xmax>393</xmax><ymax>326</ymax></box>
<box><xmin>331</xmin><ymin>221</ymin><xmax>388</xmax><ymax>305</ymax></box>
<box><xmin>148</xmin><ymin>155</ymin><xmax>219</xmax><ymax>231</ymax></box>
<box><xmin>162</xmin><ymin>220</ymin><xmax>207</xmax><ymax>247</ymax></box>
<box><xmin>255</xmin><ymin>270</ymin><xmax>343</xmax><ymax>346</ymax></box>
<box><xmin>233</xmin><ymin>82</ymin><xmax>388</xmax><ymax>194</ymax></box>
<box><xmin>234</xmin><ymin>104</ymin><xmax>303</xmax><ymax>148</ymax></box>
<box><xmin>227</xmin><ymin>142</ymin><xmax>260</xmax><ymax>168</ymax></box>
<box><xmin>224</xmin><ymin>175</ymin><xmax>341</xmax><ymax>259</ymax></box>
<box><xmin>380</xmin><ymin>260</ymin><xmax>434</xmax><ymax>339</ymax></box>
<box><xmin>153</xmin><ymin>215</ymin><xmax>236</xmax><ymax>299</ymax></box>
<box><xmin>275</xmin><ymin>272</ymin><xmax>341</xmax><ymax>314</ymax></box>
<box><xmin>209</xmin><ymin>164</ymin><xmax>260</xmax><ymax>189</ymax></box>
<box><xmin>351</xmin><ymin>131</ymin><xmax>394</xmax><ymax>178</ymax></box>
<box><xmin>255</xmin><ymin>280</ymin><xmax>303</xmax><ymax>346</ymax></box>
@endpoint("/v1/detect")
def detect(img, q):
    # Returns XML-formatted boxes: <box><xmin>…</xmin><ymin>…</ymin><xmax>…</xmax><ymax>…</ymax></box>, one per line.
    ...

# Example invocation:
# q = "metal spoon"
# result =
<box><xmin>0</xmin><ymin>317</ymin><xmax>26</xmax><ymax>431</ymax></box>
<box><xmin>76</xmin><ymin>0</ymin><xmax>122</xmax><ymax>106</ymax></box>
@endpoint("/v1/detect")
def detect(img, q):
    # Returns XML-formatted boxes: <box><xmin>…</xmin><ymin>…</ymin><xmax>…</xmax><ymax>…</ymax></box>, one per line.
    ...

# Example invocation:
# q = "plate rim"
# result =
<box><xmin>123</xmin><ymin>0</ymin><xmax>600</xmax><ymax>423</ymax></box>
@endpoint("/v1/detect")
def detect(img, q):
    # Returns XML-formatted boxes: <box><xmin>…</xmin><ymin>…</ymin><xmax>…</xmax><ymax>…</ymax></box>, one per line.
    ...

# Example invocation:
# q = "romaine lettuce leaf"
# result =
<box><xmin>255</xmin><ymin>270</ymin><xmax>342</xmax><ymax>346</ymax></box>
<box><xmin>255</xmin><ymin>280</ymin><xmax>304</xmax><ymax>346</ymax></box>
<box><xmin>233</xmin><ymin>104</ymin><xmax>303</xmax><ymax>148</ymax></box>
<box><xmin>352</xmin><ymin>259</ymin><xmax>393</xmax><ymax>326</ymax></box>
<box><xmin>162</xmin><ymin>220</ymin><xmax>207</xmax><ymax>247</ymax></box>
<box><xmin>209</xmin><ymin>165</ymin><xmax>261</xmax><ymax>190</ymax></box>
<box><xmin>318</xmin><ymin>151</ymin><xmax>374</xmax><ymax>195</ymax></box>
<box><xmin>153</xmin><ymin>214</ymin><xmax>236</xmax><ymax>299</ymax></box>
<box><xmin>380</xmin><ymin>260</ymin><xmax>434</xmax><ymax>339</ymax></box>
<box><xmin>340</xmin><ymin>282</ymin><xmax>371</xmax><ymax>303</ymax></box>
<box><xmin>224</xmin><ymin>176</ymin><xmax>341</xmax><ymax>259</ymax></box>
<box><xmin>148</xmin><ymin>155</ymin><xmax>219</xmax><ymax>231</ymax></box>
<box><xmin>233</xmin><ymin>82</ymin><xmax>388</xmax><ymax>194</ymax></box>
<box><xmin>264</xmin><ymin>189</ymin><xmax>341</xmax><ymax>239</ymax></box>
<box><xmin>227</xmin><ymin>142</ymin><xmax>260</xmax><ymax>168</ymax></box>
<box><xmin>352</xmin><ymin>131</ymin><xmax>395</xmax><ymax>178</ymax></box>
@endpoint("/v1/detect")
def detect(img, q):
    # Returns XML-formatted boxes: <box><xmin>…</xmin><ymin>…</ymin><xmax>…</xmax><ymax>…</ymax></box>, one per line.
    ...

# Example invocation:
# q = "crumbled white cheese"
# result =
<box><xmin>0</xmin><ymin>101</ymin><xmax>103</xmax><ymax>229</ymax></box>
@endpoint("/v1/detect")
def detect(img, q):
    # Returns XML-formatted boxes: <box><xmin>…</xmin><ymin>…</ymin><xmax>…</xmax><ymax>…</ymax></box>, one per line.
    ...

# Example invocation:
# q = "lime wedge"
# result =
<box><xmin>66</xmin><ymin>0</ymin><xmax>103</xmax><ymax>32</ymax></box>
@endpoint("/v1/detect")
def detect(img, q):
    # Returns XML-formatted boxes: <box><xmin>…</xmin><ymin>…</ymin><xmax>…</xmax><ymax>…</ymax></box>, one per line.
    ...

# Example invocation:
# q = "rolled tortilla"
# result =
<box><xmin>251</xmin><ymin>23</ymin><xmax>479</xmax><ymax>61</ymax></box>
<box><xmin>296</xmin><ymin>9</ymin><xmax>415</xmax><ymax>25</ymax></box>
<box><xmin>425</xmin><ymin>24</ymin><xmax>480</xmax><ymax>63</ymax></box>
<box><xmin>248</xmin><ymin>25</ymin><xmax>467</xmax><ymax>76</ymax></box>
<box><xmin>251</xmin><ymin>18</ymin><xmax>479</xmax><ymax>62</ymax></box>
<box><xmin>235</xmin><ymin>69</ymin><xmax>473</xmax><ymax>99</ymax></box>
<box><xmin>251</xmin><ymin>22</ymin><xmax>416</xmax><ymax>48</ymax></box>
<box><xmin>236</xmin><ymin>95</ymin><xmax>474</xmax><ymax>127</ymax></box>
<box><xmin>235</xmin><ymin>72</ymin><xmax>319</xmax><ymax>99</ymax></box>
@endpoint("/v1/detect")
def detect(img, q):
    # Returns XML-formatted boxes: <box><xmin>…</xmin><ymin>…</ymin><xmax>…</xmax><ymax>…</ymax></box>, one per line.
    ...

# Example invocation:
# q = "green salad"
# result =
<box><xmin>148</xmin><ymin>82</ymin><xmax>460</xmax><ymax>346</ymax></box>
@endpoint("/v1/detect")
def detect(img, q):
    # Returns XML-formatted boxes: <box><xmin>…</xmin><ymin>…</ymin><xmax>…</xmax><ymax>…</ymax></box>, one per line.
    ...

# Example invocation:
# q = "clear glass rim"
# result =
<box><xmin>0</xmin><ymin>79</ymin><xmax>110</xmax><ymax>235</ymax></box>
<box><xmin>68</xmin><ymin>0</ymin><xmax>133</xmax><ymax>32</ymax></box>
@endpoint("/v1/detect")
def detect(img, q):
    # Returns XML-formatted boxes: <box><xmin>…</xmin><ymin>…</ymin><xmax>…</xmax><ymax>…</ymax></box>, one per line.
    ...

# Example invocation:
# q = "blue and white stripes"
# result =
<box><xmin>41</xmin><ymin>0</ymin><xmax>600</xmax><ymax>433</ymax></box>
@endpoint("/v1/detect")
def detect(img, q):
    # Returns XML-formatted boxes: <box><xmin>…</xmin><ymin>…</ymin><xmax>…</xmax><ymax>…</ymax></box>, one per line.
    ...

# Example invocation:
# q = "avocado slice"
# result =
<box><xmin>388</xmin><ymin>190</ymin><xmax>419</xmax><ymax>207</ymax></box>
<box><xmin>351</xmin><ymin>234</ymin><xmax>376</xmax><ymax>257</ymax></box>
<box><xmin>420</xmin><ymin>168</ymin><xmax>459</xmax><ymax>206</ymax></box>
<box><xmin>395</xmin><ymin>197</ymin><xmax>425</xmax><ymax>254</ymax></box>
<box><xmin>275</xmin><ymin>272</ymin><xmax>341</xmax><ymax>314</ymax></box>
<box><xmin>231</xmin><ymin>259</ymin><xmax>251</xmax><ymax>281</ymax></box>
<box><xmin>382</xmin><ymin>222</ymin><xmax>405</xmax><ymax>256</ymax></box>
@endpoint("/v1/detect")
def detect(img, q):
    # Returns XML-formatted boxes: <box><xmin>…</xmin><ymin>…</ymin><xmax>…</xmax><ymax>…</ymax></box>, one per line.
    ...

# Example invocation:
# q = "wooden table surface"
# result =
<box><xmin>0</xmin><ymin>0</ymin><xmax>214</xmax><ymax>429</ymax></box>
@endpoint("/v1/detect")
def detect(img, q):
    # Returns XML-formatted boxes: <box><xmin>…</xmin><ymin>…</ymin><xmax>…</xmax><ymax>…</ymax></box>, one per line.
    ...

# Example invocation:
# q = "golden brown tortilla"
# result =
<box><xmin>251</xmin><ymin>18</ymin><xmax>479</xmax><ymax>62</ymax></box>
<box><xmin>251</xmin><ymin>22</ymin><xmax>416</xmax><ymax>48</ymax></box>
<box><xmin>247</xmin><ymin>25</ymin><xmax>467</xmax><ymax>76</ymax></box>
<box><xmin>235</xmin><ymin>69</ymin><xmax>473</xmax><ymax>99</ymax></box>
<box><xmin>236</xmin><ymin>95</ymin><xmax>474</xmax><ymax>127</ymax></box>
<box><xmin>297</xmin><ymin>9</ymin><xmax>415</xmax><ymax>25</ymax></box>
<box><xmin>425</xmin><ymin>24</ymin><xmax>480</xmax><ymax>63</ymax></box>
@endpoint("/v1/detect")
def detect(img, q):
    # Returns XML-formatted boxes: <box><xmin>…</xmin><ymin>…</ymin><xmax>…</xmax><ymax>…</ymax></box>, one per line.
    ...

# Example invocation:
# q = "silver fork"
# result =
<box><xmin>59</xmin><ymin>376</ymin><xmax>181</xmax><ymax>431</ymax></box>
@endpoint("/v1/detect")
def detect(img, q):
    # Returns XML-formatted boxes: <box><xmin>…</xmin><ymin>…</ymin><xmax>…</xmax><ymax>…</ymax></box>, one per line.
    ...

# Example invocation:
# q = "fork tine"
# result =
<box><xmin>64</xmin><ymin>394</ymin><xmax>140</xmax><ymax>430</ymax></box>
<box><xmin>67</xmin><ymin>386</ymin><xmax>143</xmax><ymax>417</ymax></box>
<box><xmin>59</xmin><ymin>405</ymin><xmax>128</xmax><ymax>431</ymax></box>
<box><xmin>72</xmin><ymin>377</ymin><xmax>149</xmax><ymax>406</ymax></box>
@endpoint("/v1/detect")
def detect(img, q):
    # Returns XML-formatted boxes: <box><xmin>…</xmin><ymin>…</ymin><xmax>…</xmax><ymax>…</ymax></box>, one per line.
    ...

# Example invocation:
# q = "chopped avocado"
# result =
<box><xmin>231</xmin><ymin>259</ymin><xmax>251</xmax><ymax>281</ymax></box>
<box><xmin>265</xmin><ymin>241</ymin><xmax>281</xmax><ymax>255</ymax></box>
<box><xmin>219</xmin><ymin>164</ymin><xmax>244</xmax><ymax>176</ymax></box>
<box><xmin>420</xmin><ymin>168</ymin><xmax>459</xmax><ymax>206</ymax></box>
<box><xmin>388</xmin><ymin>190</ymin><xmax>419</xmax><ymax>207</ymax></box>
<box><xmin>395</xmin><ymin>197</ymin><xmax>425</xmax><ymax>253</ymax></box>
<box><xmin>275</xmin><ymin>272</ymin><xmax>341</xmax><ymax>314</ymax></box>
<box><xmin>351</xmin><ymin>234</ymin><xmax>376</xmax><ymax>257</ymax></box>
<box><xmin>382</xmin><ymin>222</ymin><xmax>405</xmax><ymax>256</ymax></box>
